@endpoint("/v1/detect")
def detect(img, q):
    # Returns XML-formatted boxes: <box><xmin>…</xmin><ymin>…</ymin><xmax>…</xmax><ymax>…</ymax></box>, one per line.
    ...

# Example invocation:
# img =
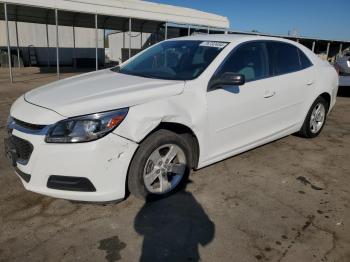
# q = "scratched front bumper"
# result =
<box><xmin>10</xmin><ymin>128</ymin><xmax>138</xmax><ymax>202</ymax></box>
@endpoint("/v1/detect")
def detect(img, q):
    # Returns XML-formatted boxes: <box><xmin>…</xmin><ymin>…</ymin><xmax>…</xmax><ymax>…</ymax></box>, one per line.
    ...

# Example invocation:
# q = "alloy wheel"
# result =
<box><xmin>143</xmin><ymin>144</ymin><xmax>187</xmax><ymax>194</ymax></box>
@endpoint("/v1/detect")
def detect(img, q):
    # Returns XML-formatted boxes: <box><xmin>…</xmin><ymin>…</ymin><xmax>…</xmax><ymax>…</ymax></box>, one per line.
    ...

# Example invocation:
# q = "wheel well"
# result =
<box><xmin>148</xmin><ymin>122</ymin><xmax>200</xmax><ymax>169</ymax></box>
<box><xmin>320</xmin><ymin>92</ymin><xmax>331</xmax><ymax>110</ymax></box>
<box><xmin>124</xmin><ymin>122</ymin><xmax>200</xmax><ymax>197</ymax></box>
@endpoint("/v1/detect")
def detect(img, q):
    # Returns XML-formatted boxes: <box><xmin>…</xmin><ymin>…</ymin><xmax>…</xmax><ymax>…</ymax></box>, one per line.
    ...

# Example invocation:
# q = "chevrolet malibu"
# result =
<box><xmin>5</xmin><ymin>35</ymin><xmax>338</xmax><ymax>202</ymax></box>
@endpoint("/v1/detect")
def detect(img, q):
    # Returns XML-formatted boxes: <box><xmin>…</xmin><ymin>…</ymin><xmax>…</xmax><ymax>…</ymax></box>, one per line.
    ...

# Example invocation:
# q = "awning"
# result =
<box><xmin>0</xmin><ymin>0</ymin><xmax>230</xmax><ymax>29</ymax></box>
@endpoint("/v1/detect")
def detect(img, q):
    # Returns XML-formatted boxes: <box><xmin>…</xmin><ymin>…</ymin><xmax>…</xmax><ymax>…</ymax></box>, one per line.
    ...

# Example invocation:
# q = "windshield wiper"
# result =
<box><xmin>112</xmin><ymin>68</ymin><xmax>181</xmax><ymax>81</ymax></box>
<box><xmin>110</xmin><ymin>66</ymin><xmax>120</xmax><ymax>72</ymax></box>
<box><xmin>119</xmin><ymin>70</ymin><xmax>171</xmax><ymax>80</ymax></box>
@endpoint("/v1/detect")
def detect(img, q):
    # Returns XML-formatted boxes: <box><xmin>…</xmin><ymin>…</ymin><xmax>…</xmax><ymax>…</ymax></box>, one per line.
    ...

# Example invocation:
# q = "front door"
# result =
<box><xmin>206</xmin><ymin>41</ymin><xmax>275</xmax><ymax>161</ymax></box>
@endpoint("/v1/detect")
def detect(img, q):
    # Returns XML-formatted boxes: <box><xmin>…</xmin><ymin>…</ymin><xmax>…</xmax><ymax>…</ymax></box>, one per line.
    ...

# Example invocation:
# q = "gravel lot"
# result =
<box><xmin>0</xmin><ymin>68</ymin><xmax>349</xmax><ymax>262</ymax></box>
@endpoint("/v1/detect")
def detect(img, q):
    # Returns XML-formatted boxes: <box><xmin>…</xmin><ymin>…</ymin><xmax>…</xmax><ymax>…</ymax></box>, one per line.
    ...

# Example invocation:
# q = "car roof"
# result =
<box><xmin>174</xmin><ymin>33</ymin><xmax>298</xmax><ymax>45</ymax></box>
<box><xmin>172</xmin><ymin>34</ymin><xmax>324</xmax><ymax>66</ymax></box>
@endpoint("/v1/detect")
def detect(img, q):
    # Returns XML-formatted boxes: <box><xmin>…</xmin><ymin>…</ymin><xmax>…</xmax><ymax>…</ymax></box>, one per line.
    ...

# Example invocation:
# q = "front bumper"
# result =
<box><xmin>8</xmin><ymin>128</ymin><xmax>138</xmax><ymax>202</ymax></box>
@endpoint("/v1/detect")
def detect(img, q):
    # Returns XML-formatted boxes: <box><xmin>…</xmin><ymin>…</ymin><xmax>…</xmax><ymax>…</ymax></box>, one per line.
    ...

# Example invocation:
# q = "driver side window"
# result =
<box><xmin>215</xmin><ymin>42</ymin><xmax>269</xmax><ymax>82</ymax></box>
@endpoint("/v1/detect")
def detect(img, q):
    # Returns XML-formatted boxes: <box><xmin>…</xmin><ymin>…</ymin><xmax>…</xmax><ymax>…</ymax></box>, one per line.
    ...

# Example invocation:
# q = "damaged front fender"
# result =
<box><xmin>113</xmin><ymin>88</ymin><xmax>206</xmax><ymax>145</ymax></box>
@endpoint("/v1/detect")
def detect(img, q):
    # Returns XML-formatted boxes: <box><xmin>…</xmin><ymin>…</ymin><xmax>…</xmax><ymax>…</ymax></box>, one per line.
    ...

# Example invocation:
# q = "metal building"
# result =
<box><xmin>1</xmin><ymin>0</ymin><xmax>349</xmax><ymax>85</ymax></box>
<box><xmin>0</xmin><ymin>0</ymin><xmax>230</xmax><ymax>82</ymax></box>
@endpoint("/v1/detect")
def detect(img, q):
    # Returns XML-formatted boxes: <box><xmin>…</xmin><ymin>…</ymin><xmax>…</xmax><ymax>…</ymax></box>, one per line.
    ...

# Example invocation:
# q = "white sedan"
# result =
<box><xmin>5</xmin><ymin>34</ymin><xmax>338</xmax><ymax>202</ymax></box>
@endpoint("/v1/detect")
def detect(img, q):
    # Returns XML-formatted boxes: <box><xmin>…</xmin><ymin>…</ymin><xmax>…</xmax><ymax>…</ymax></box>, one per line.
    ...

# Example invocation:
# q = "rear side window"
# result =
<box><xmin>267</xmin><ymin>42</ymin><xmax>301</xmax><ymax>75</ymax></box>
<box><xmin>298</xmin><ymin>49</ymin><xmax>312</xmax><ymax>69</ymax></box>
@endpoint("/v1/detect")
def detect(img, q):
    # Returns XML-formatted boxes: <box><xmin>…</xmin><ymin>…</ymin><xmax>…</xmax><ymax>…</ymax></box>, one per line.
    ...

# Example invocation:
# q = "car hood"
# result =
<box><xmin>24</xmin><ymin>69</ymin><xmax>185</xmax><ymax>117</ymax></box>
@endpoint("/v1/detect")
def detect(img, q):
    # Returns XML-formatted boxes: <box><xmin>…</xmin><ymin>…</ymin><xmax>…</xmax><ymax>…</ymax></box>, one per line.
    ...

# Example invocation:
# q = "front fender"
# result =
<box><xmin>114</xmin><ymin>94</ymin><xmax>204</xmax><ymax>144</ymax></box>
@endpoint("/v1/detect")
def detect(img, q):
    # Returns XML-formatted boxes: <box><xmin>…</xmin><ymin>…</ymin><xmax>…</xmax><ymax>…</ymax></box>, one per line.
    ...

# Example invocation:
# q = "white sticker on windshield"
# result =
<box><xmin>199</xmin><ymin>41</ymin><xmax>228</xmax><ymax>49</ymax></box>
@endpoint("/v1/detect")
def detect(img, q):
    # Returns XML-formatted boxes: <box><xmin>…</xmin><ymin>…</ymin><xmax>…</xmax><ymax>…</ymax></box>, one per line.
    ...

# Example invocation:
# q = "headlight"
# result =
<box><xmin>45</xmin><ymin>108</ymin><xmax>128</xmax><ymax>143</ymax></box>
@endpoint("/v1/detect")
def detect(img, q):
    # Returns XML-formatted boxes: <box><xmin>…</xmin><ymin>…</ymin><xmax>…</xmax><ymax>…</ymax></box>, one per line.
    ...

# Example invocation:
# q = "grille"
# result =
<box><xmin>13</xmin><ymin>118</ymin><xmax>46</xmax><ymax>131</ymax></box>
<box><xmin>11</xmin><ymin>136</ymin><xmax>34</xmax><ymax>163</ymax></box>
<box><xmin>47</xmin><ymin>176</ymin><xmax>96</xmax><ymax>192</ymax></box>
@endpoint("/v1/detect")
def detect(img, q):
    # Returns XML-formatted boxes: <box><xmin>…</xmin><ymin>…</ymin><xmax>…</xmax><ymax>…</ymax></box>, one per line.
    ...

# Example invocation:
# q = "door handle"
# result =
<box><xmin>264</xmin><ymin>90</ymin><xmax>276</xmax><ymax>98</ymax></box>
<box><xmin>306</xmin><ymin>80</ymin><xmax>314</xmax><ymax>86</ymax></box>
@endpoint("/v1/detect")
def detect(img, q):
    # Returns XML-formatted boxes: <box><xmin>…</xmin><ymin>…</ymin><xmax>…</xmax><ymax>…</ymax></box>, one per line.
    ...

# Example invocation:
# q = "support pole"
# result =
<box><xmin>95</xmin><ymin>14</ymin><xmax>98</xmax><ymax>71</ymax></box>
<box><xmin>55</xmin><ymin>9</ymin><xmax>60</xmax><ymax>80</ymax></box>
<box><xmin>326</xmin><ymin>42</ymin><xmax>330</xmax><ymax>60</ymax></box>
<box><xmin>129</xmin><ymin>18</ymin><xmax>131</xmax><ymax>59</ymax></box>
<box><xmin>140</xmin><ymin>21</ymin><xmax>146</xmax><ymax>49</ymax></box>
<box><xmin>4</xmin><ymin>3</ymin><xmax>13</xmax><ymax>83</ymax></box>
<box><xmin>46</xmin><ymin>23</ymin><xmax>50</xmax><ymax>67</ymax></box>
<box><xmin>15</xmin><ymin>21</ymin><xmax>20</xmax><ymax>68</ymax></box>
<box><xmin>72</xmin><ymin>13</ymin><xmax>76</xmax><ymax>68</ymax></box>
<box><xmin>73</xmin><ymin>25</ymin><xmax>76</xmax><ymax>68</ymax></box>
<box><xmin>188</xmin><ymin>25</ymin><xmax>190</xmax><ymax>36</ymax></box>
<box><xmin>207</xmin><ymin>27</ymin><xmax>210</xmax><ymax>35</ymax></box>
<box><xmin>339</xmin><ymin>43</ymin><xmax>343</xmax><ymax>56</ymax></box>
<box><xmin>103</xmin><ymin>28</ymin><xmax>105</xmax><ymax>67</ymax></box>
<box><xmin>164</xmin><ymin>22</ymin><xmax>168</xmax><ymax>40</ymax></box>
<box><xmin>312</xmin><ymin>41</ymin><xmax>316</xmax><ymax>52</ymax></box>
<box><xmin>140</xmin><ymin>26</ymin><xmax>143</xmax><ymax>49</ymax></box>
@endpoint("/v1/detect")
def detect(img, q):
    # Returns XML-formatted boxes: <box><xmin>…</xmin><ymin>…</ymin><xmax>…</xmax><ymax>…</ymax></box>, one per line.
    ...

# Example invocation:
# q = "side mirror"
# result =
<box><xmin>209</xmin><ymin>72</ymin><xmax>245</xmax><ymax>90</ymax></box>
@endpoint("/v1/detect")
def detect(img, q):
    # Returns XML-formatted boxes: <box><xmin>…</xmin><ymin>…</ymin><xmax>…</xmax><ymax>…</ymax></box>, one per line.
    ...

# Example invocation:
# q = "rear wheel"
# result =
<box><xmin>128</xmin><ymin>129</ymin><xmax>192</xmax><ymax>200</ymax></box>
<box><xmin>299</xmin><ymin>96</ymin><xmax>328</xmax><ymax>138</ymax></box>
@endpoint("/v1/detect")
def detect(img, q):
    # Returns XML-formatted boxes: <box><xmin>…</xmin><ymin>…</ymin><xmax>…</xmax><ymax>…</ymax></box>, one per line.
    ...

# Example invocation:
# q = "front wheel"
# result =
<box><xmin>127</xmin><ymin>129</ymin><xmax>192</xmax><ymax>200</ymax></box>
<box><xmin>299</xmin><ymin>96</ymin><xmax>328</xmax><ymax>138</ymax></box>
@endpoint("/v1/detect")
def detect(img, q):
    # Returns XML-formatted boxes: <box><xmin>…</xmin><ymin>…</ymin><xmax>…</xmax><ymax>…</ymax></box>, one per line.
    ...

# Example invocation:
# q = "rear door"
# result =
<box><xmin>263</xmin><ymin>41</ymin><xmax>315</xmax><ymax>133</ymax></box>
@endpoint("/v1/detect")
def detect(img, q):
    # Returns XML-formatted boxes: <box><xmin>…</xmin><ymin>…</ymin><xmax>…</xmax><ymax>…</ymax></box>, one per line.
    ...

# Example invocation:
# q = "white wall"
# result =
<box><xmin>0</xmin><ymin>22</ymin><xmax>182</xmax><ymax>66</ymax></box>
<box><xmin>107</xmin><ymin>27</ymin><xmax>182</xmax><ymax>63</ymax></box>
<box><xmin>107</xmin><ymin>31</ymin><xmax>151</xmax><ymax>63</ymax></box>
<box><xmin>0</xmin><ymin>21</ymin><xmax>104</xmax><ymax>48</ymax></box>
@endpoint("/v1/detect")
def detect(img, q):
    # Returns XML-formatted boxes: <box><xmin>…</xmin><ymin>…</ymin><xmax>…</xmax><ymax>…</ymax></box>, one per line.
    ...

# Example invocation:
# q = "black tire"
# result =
<box><xmin>127</xmin><ymin>129</ymin><xmax>193</xmax><ymax>200</ymax></box>
<box><xmin>298</xmin><ymin>96</ymin><xmax>329</xmax><ymax>138</ymax></box>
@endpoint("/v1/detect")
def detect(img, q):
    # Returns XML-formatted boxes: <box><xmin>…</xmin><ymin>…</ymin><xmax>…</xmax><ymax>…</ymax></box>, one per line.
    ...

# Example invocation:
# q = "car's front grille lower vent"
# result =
<box><xmin>13</xmin><ymin>118</ymin><xmax>46</xmax><ymax>131</ymax></box>
<box><xmin>11</xmin><ymin>135</ymin><xmax>34</xmax><ymax>163</ymax></box>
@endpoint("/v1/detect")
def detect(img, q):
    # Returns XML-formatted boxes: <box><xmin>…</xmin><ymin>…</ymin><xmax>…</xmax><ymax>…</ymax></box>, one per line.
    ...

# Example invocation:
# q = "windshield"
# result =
<box><xmin>114</xmin><ymin>40</ymin><xmax>228</xmax><ymax>80</ymax></box>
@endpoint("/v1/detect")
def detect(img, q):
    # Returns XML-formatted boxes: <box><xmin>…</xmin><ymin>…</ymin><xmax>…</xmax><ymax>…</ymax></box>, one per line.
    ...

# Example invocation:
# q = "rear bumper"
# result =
<box><xmin>10</xmin><ymin>129</ymin><xmax>138</xmax><ymax>202</ymax></box>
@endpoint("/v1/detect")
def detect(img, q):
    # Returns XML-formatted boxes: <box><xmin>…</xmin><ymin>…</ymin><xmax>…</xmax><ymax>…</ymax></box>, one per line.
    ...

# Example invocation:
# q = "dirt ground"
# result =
<box><xmin>0</xmin><ymin>68</ymin><xmax>349</xmax><ymax>262</ymax></box>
